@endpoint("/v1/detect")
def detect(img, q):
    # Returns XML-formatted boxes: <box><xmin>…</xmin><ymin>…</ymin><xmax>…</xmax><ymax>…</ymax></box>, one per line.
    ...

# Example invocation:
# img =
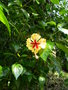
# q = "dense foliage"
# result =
<box><xmin>0</xmin><ymin>0</ymin><xmax>68</xmax><ymax>90</ymax></box>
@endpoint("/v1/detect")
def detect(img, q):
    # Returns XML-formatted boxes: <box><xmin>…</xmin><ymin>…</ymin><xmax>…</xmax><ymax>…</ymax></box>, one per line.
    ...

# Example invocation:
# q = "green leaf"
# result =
<box><xmin>57</xmin><ymin>23</ymin><xmax>68</xmax><ymax>35</ymax></box>
<box><xmin>26</xmin><ymin>72</ymin><xmax>33</xmax><ymax>82</ymax></box>
<box><xmin>58</xmin><ymin>27</ymin><xmax>68</xmax><ymax>35</ymax></box>
<box><xmin>59</xmin><ymin>9</ymin><xmax>67</xmax><ymax>15</ymax></box>
<box><xmin>61</xmin><ymin>71</ymin><xmax>68</xmax><ymax>78</ymax></box>
<box><xmin>0</xmin><ymin>9</ymin><xmax>11</xmax><ymax>36</ymax></box>
<box><xmin>32</xmin><ymin>13</ymin><xmax>38</xmax><ymax>16</ymax></box>
<box><xmin>21</xmin><ymin>9</ymin><xmax>30</xmax><ymax>20</ymax></box>
<box><xmin>12</xmin><ymin>63</ymin><xmax>23</xmax><ymax>80</ymax></box>
<box><xmin>21</xmin><ymin>54</ymin><xmax>28</xmax><ymax>57</ymax></box>
<box><xmin>0</xmin><ymin>65</ymin><xmax>3</xmax><ymax>78</ymax></box>
<box><xmin>56</xmin><ymin>43</ymin><xmax>68</xmax><ymax>55</ymax></box>
<box><xmin>39</xmin><ymin>0</ymin><xmax>46</xmax><ymax>3</ymax></box>
<box><xmin>35</xmin><ymin>0</ymin><xmax>40</xmax><ymax>4</ymax></box>
<box><xmin>39</xmin><ymin>76</ymin><xmax>46</xmax><ymax>90</ymax></box>
<box><xmin>9</xmin><ymin>21</ymin><xmax>19</xmax><ymax>34</ymax></box>
<box><xmin>8</xmin><ymin>0</ymin><xmax>22</xmax><ymax>7</ymax></box>
<box><xmin>50</xmin><ymin>0</ymin><xmax>59</xmax><ymax>4</ymax></box>
<box><xmin>40</xmin><ymin>41</ymin><xmax>54</xmax><ymax>62</ymax></box>
<box><xmin>15</xmin><ymin>0</ymin><xmax>22</xmax><ymax>7</ymax></box>
<box><xmin>39</xmin><ymin>21</ymin><xmax>56</xmax><ymax>29</ymax></box>
<box><xmin>0</xmin><ymin>5</ymin><xmax>3</xmax><ymax>10</ymax></box>
<box><xmin>49</xmin><ymin>54</ymin><xmax>61</xmax><ymax>73</ymax></box>
<box><xmin>0</xmin><ymin>66</ymin><xmax>10</xmax><ymax>78</ymax></box>
<box><xmin>39</xmin><ymin>21</ymin><xmax>47</xmax><ymax>29</ymax></box>
<box><xmin>0</xmin><ymin>2</ymin><xmax>9</xmax><ymax>14</ymax></box>
<box><xmin>47</xmin><ymin>21</ymin><xmax>56</xmax><ymax>26</ymax></box>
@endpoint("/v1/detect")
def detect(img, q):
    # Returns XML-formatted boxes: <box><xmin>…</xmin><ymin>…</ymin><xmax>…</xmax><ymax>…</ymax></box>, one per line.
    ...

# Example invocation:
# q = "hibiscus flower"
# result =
<box><xmin>26</xmin><ymin>33</ymin><xmax>46</xmax><ymax>56</ymax></box>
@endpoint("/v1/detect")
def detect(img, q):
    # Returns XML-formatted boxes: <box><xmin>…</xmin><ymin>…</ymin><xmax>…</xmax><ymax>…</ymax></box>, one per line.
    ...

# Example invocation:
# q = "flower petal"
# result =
<box><xmin>31</xmin><ymin>33</ymin><xmax>41</xmax><ymax>41</ymax></box>
<box><xmin>32</xmin><ymin>48</ymin><xmax>40</xmax><ymax>54</ymax></box>
<box><xmin>26</xmin><ymin>38</ymin><xmax>32</xmax><ymax>50</ymax></box>
<box><xmin>39</xmin><ymin>38</ymin><xmax>46</xmax><ymax>49</ymax></box>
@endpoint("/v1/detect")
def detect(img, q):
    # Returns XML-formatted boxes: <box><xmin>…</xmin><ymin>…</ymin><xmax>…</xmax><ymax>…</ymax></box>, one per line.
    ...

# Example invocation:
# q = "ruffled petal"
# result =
<box><xmin>26</xmin><ymin>38</ymin><xmax>33</xmax><ymax>50</ymax></box>
<box><xmin>31</xmin><ymin>33</ymin><xmax>41</xmax><ymax>41</ymax></box>
<box><xmin>39</xmin><ymin>38</ymin><xmax>46</xmax><ymax>49</ymax></box>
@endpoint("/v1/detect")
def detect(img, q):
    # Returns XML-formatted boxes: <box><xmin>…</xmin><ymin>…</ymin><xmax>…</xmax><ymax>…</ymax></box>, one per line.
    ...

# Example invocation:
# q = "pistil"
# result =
<box><xmin>31</xmin><ymin>40</ymin><xmax>40</xmax><ymax>49</ymax></box>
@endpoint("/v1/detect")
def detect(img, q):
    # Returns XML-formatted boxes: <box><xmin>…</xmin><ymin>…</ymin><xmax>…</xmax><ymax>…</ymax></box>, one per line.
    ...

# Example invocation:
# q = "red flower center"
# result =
<box><xmin>31</xmin><ymin>40</ymin><xmax>40</xmax><ymax>49</ymax></box>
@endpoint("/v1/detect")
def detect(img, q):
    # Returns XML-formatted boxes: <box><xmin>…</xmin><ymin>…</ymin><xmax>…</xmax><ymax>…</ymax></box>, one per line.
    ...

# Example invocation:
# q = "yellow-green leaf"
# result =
<box><xmin>0</xmin><ymin>9</ymin><xmax>11</xmax><ymax>36</ymax></box>
<box><xmin>51</xmin><ymin>0</ymin><xmax>59</xmax><ymax>4</ymax></box>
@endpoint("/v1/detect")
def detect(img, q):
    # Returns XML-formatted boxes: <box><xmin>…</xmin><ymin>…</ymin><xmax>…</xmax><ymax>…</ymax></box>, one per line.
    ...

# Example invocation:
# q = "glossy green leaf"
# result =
<box><xmin>8</xmin><ymin>2</ymin><xmax>16</xmax><ymax>6</ymax></box>
<box><xmin>8</xmin><ymin>0</ymin><xmax>22</xmax><ymax>7</ymax></box>
<box><xmin>35</xmin><ymin>0</ymin><xmax>40</xmax><ymax>4</ymax></box>
<box><xmin>58</xmin><ymin>27</ymin><xmax>68</xmax><ymax>35</ymax></box>
<box><xmin>0</xmin><ymin>65</ymin><xmax>3</xmax><ymax>78</ymax></box>
<box><xmin>0</xmin><ymin>2</ymin><xmax>9</xmax><ymax>14</ymax></box>
<box><xmin>40</xmin><ymin>41</ymin><xmax>54</xmax><ymax>62</ymax></box>
<box><xmin>57</xmin><ymin>23</ymin><xmax>68</xmax><ymax>35</ymax></box>
<box><xmin>47</xmin><ymin>21</ymin><xmax>56</xmax><ymax>26</ymax></box>
<box><xmin>0</xmin><ymin>9</ymin><xmax>11</xmax><ymax>36</ymax></box>
<box><xmin>50</xmin><ymin>0</ymin><xmax>59</xmax><ymax>4</ymax></box>
<box><xmin>56</xmin><ymin>43</ymin><xmax>68</xmax><ymax>55</ymax></box>
<box><xmin>12</xmin><ymin>63</ymin><xmax>23</xmax><ymax>80</ymax></box>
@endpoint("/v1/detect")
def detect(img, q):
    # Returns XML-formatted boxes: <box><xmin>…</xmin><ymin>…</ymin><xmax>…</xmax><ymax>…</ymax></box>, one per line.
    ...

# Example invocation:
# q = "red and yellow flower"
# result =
<box><xmin>26</xmin><ymin>33</ymin><xmax>46</xmax><ymax>55</ymax></box>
